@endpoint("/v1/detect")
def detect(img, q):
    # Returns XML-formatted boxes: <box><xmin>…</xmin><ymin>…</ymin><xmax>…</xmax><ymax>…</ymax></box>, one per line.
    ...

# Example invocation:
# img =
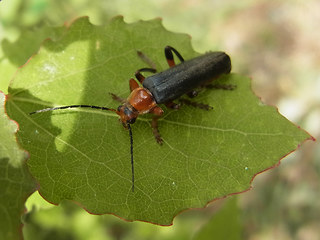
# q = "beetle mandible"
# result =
<box><xmin>30</xmin><ymin>46</ymin><xmax>233</xmax><ymax>191</ymax></box>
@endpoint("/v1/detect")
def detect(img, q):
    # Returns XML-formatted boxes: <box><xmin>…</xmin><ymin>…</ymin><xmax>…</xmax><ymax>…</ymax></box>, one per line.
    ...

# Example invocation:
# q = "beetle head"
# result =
<box><xmin>116</xmin><ymin>103</ymin><xmax>139</xmax><ymax>126</ymax></box>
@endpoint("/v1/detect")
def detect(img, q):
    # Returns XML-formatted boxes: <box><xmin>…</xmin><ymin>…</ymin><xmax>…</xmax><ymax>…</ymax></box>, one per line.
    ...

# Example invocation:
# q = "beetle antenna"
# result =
<box><xmin>29</xmin><ymin>105</ymin><xmax>117</xmax><ymax>115</ymax></box>
<box><xmin>127</xmin><ymin>123</ymin><xmax>135</xmax><ymax>192</ymax></box>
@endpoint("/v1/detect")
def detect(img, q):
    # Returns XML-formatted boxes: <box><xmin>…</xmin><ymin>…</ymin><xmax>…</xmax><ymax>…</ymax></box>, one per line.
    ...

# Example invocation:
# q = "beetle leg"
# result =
<box><xmin>109</xmin><ymin>93</ymin><xmax>126</xmax><ymax>103</ymax></box>
<box><xmin>186</xmin><ymin>90</ymin><xmax>199</xmax><ymax>98</ymax></box>
<box><xmin>179</xmin><ymin>98</ymin><xmax>213</xmax><ymax>110</ymax></box>
<box><xmin>151</xmin><ymin>117</ymin><xmax>163</xmax><ymax>145</ymax></box>
<box><xmin>186</xmin><ymin>83</ymin><xmax>235</xmax><ymax>98</ymax></box>
<box><xmin>150</xmin><ymin>106</ymin><xmax>164</xmax><ymax>144</ymax></box>
<box><xmin>165</xmin><ymin>101</ymin><xmax>180</xmax><ymax>110</ymax></box>
<box><xmin>137</xmin><ymin>50</ymin><xmax>157</xmax><ymax>69</ymax></box>
<box><xmin>135</xmin><ymin>68</ymin><xmax>157</xmax><ymax>84</ymax></box>
<box><xmin>165</xmin><ymin>46</ymin><xmax>185</xmax><ymax>67</ymax></box>
<box><xmin>129</xmin><ymin>78</ymin><xmax>140</xmax><ymax>92</ymax></box>
<box><xmin>205</xmin><ymin>83</ymin><xmax>236</xmax><ymax>90</ymax></box>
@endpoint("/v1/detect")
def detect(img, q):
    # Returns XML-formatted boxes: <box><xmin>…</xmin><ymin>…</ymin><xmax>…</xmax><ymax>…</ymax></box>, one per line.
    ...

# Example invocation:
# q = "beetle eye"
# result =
<box><xmin>123</xmin><ymin>107</ymin><xmax>132</xmax><ymax>116</ymax></box>
<box><xmin>117</xmin><ymin>105</ymin><xmax>122</xmax><ymax>112</ymax></box>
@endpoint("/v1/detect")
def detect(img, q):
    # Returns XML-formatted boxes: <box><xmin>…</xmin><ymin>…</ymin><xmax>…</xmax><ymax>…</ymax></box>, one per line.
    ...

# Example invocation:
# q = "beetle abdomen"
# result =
<box><xmin>142</xmin><ymin>52</ymin><xmax>231</xmax><ymax>104</ymax></box>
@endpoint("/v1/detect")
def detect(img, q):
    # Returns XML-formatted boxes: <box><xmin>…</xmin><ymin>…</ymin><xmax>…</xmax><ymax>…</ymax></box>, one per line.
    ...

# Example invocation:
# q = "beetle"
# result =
<box><xmin>30</xmin><ymin>46</ymin><xmax>233</xmax><ymax>191</ymax></box>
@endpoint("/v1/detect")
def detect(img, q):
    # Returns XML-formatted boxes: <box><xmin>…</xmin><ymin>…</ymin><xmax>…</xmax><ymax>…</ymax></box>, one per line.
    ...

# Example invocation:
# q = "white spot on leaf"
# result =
<box><xmin>43</xmin><ymin>63</ymin><xmax>57</xmax><ymax>75</ymax></box>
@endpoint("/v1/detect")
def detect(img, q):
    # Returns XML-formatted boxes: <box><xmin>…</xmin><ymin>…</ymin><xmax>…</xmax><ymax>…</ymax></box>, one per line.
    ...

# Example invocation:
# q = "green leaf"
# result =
<box><xmin>2</xmin><ymin>26</ymin><xmax>66</xmax><ymax>67</ymax></box>
<box><xmin>0</xmin><ymin>24</ymin><xmax>66</xmax><ymax>93</ymax></box>
<box><xmin>5</xmin><ymin>17</ymin><xmax>312</xmax><ymax>225</ymax></box>
<box><xmin>0</xmin><ymin>91</ymin><xmax>36</xmax><ymax>240</ymax></box>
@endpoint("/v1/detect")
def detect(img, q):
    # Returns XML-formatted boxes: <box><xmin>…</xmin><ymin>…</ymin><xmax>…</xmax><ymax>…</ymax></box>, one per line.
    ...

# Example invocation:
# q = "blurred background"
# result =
<box><xmin>1</xmin><ymin>0</ymin><xmax>319</xmax><ymax>239</ymax></box>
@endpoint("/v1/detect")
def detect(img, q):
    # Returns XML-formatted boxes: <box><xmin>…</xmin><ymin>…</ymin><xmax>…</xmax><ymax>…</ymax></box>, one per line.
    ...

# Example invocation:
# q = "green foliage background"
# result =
<box><xmin>1</xmin><ymin>0</ymin><xmax>319</xmax><ymax>239</ymax></box>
